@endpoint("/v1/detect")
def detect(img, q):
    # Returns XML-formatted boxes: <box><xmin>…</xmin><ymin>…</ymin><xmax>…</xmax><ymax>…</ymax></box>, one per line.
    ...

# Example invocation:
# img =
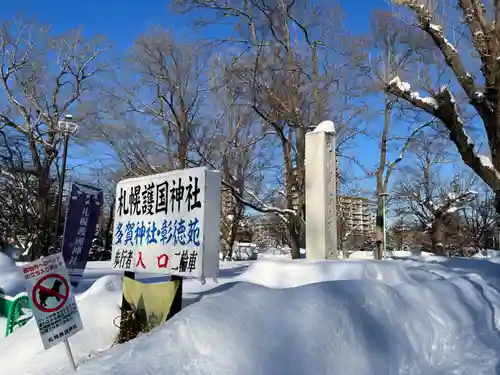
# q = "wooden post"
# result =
<box><xmin>167</xmin><ymin>275</ymin><xmax>182</xmax><ymax>319</ymax></box>
<box><xmin>168</xmin><ymin>141</ymin><xmax>188</xmax><ymax>320</ymax></box>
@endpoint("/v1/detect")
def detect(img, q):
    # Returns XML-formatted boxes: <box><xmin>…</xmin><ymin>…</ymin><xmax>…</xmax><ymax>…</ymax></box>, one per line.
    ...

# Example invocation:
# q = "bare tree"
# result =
<box><xmin>369</xmin><ymin>10</ymin><xmax>419</xmax><ymax>259</ymax></box>
<box><xmin>385</xmin><ymin>0</ymin><xmax>500</xmax><ymax>215</ymax></box>
<box><xmin>101</xmin><ymin>31</ymin><xmax>268</xmax><ymax>261</ymax></box>
<box><xmin>172</xmin><ymin>0</ymin><xmax>367</xmax><ymax>259</ymax></box>
<box><xmin>125</xmin><ymin>27</ymin><xmax>206</xmax><ymax>171</ymax></box>
<box><xmin>0</xmin><ymin>16</ymin><xmax>109</xmax><ymax>257</ymax></box>
<box><xmin>206</xmin><ymin>54</ymin><xmax>261</xmax><ymax>261</ymax></box>
<box><xmin>394</xmin><ymin>139</ymin><xmax>476</xmax><ymax>255</ymax></box>
<box><xmin>460</xmin><ymin>189</ymin><xmax>500</xmax><ymax>252</ymax></box>
<box><xmin>0</xmin><ymin>130</ymin><xmax>39</xmax><ymax>251</ymax></box>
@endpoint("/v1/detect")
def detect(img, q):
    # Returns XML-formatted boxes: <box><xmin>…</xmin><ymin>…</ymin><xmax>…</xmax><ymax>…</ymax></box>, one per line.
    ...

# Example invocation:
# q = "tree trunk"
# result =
<box><xmin>221</xmin><ymin>209</ymin><xmax>239</xmax><ymax>261</ymax></box>
<box><xmin>375</xmin><ymin>209</ymin><xmax>384</xmax><ymax>260</ymax></box>
<box><xmin>495</xmin><ymin>191</ymin><xmax>500</xmax><ymax>216</ymax></box>
<box><xmin>38</xmin><ymin>171</ymin><xmax>52</xmax><ymax>258</ymax></box>
<box><xmin>375</xmin><ymin>98</ymin><xmax>391</xmax><ymax>260</ymax></box>
<box><xmin>104</xmin><ymin>200</ymin><xmax>115</xmax><ymax>251</ymax></box>
<box><xmin>226</xmin><ymin>214</ymin><xmax>240</xmax><ymax>261</ymax></box>
<box><xmin>430</xmin><ymin>217</ymin><xmax>445</xmax><ymax>256</ymax></box>
<box><xmin>289</xmin><ymin>217</ymin><xmax>301</xmax><ymax>259</ymax></box>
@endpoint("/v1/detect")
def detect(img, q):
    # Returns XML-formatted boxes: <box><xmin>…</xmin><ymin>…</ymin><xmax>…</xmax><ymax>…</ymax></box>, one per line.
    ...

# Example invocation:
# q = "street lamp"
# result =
<box><xmin>379</xmin><ymin>192</ymin><xmax>389</xmax><ymax>260</ymax></box>
<box><xmin>53</xmin><ymin>114</ymin><xmax>78</xmax><ymax>250</ymax></box>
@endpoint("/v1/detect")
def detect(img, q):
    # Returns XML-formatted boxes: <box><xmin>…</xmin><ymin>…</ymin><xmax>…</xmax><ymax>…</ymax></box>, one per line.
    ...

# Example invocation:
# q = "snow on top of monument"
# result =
<box><xmin>310</xmin><ymin>120</ymin><xmax>335</xmax><ymax>134</ymax></box>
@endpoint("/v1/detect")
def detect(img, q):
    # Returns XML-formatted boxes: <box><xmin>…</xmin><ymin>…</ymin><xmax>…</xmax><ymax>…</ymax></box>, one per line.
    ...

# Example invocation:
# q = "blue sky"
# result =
<box><xmin>1</xmin><ymin>0</ymin><xmax>466</xmax><ymax>200</ymax></box>
<box><xmin>0</xmin><ymin>0</ymin><xmax>386</xmax><ymax>49</ymax></box>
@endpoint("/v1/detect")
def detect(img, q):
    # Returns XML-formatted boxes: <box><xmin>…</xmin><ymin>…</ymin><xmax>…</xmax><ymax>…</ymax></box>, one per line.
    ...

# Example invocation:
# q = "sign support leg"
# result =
<box><xmin>167</xmin><ymin>275</ymin><xmax>183</xmax><ymax>319</ymax></box>
<box><xmin>118</xmin><ymin>271</ymin><xmax>137</xmax><ymax>343</ymax></box>
<box><xmin>63</xmin><ymin>339</ymin><xmax>77</xmax><ymax>371</ymax></box>
<box><xmin>168</xmin><ymin>155</ymin><xmax>186</xmax><ymax>320</ymax></box>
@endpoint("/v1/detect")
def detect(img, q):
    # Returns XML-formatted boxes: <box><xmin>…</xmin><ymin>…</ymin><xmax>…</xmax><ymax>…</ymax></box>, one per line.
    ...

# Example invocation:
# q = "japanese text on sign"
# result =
<box><xmin>114</xmin><ymin>218</ymin><xmax>201</xmax><ymax>247</ymax></box>
<box><xmin>116</xmin><ymin>176</ymin><xmax>202</xmax><ymax>217</ymax></box>
<box><xmin>21</xmin><ymin>253</ymin><xmax>83</xmax><ymax>351</ymax></box>
<box><xmin>62</xmin><ymin>182</ymin><xmax>103</xmax><ymax>288</ymax></box>
<box><xmin>111</xmin><ymin>167</ymin><xmax>221</xmax><ymax>278</ymax></box>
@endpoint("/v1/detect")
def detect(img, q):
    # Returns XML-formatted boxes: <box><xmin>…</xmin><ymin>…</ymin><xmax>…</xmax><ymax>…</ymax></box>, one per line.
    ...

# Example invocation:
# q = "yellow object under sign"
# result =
<box><xmin>122</xmin><ymin>278</ymin><xmax>178</xmax><ymax>329</ymax></box>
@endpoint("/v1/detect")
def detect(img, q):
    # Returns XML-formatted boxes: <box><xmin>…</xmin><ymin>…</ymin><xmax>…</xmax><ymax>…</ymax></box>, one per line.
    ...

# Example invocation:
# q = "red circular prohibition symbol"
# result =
<box><xmin>32</xmin><ymin>273</ymin><xmax>70</xmax><ymax>313</ymax></box>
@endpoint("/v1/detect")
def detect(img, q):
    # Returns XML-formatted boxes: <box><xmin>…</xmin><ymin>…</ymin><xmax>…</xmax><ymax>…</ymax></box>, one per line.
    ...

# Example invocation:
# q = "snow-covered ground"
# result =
<box><xmin>0</xmin><ymin>252</ymin><xmax>26</xmax><ymax>296</ymax></box>
<box><xmin>2</xmin><ymin>251</ymin><xmax>500</xmax><ymax>374</ymax></box>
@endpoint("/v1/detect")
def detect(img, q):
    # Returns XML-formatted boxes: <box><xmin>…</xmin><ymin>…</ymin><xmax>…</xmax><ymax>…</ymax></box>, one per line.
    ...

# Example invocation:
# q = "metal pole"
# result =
<box><xmin>382</xmin><ymin>194</ymin><xmax>387</xmax><ymax>260</ymax></box>
<box><xmin>53</xmin><ymin>133</ymin><xmax>70</xmax><ymax>250</ymax></box>
<box><xmin>63</xmin><ymin>339</ymin><xmax>77</xmax><ymax>371</ymax></box>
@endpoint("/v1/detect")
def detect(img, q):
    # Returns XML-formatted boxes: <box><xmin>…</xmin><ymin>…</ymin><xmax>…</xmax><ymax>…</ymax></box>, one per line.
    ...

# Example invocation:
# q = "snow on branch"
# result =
<box><xmin>393</xmin><ymin>0</ymin><xmax>489</xmax><ymax>115</ymax></box>
<box><xmin>421</xmin><ymin>190</ymin><xmax>477</xmax><ymax>229</ymax></box>
<box><xmin>387</xmin><ymin>77</ymin><xmax>438</xmax><ymax>111</ymax></box>
<box><xmin>388</xmin><ymin>76</ymin><xmax>500</xmax><ymax>190</ymax></box>
<box><xmin>221</xmin><ymin>179</ymin><xmax>297</xmax><ymax>222</ymax></box>
<box><xmin>440</xmin><ymin>190</ymin><xmax>477</xmax><ymax>214</ymax></box>
<box><xmin>433</xmin><ymin>88</ymin><xmax>500</xmax><ymax>190</ymax></box>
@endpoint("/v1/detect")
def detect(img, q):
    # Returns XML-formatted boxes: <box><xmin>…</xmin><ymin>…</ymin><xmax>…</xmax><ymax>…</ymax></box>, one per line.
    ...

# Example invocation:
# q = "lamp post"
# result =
<box><xmin>378</xmin><ymin>192</ymin><xmax>389</xmax><ymax>260</ymax></box>
<box><xmin>53</xmin><ymin>114</ymin><xmax>78</xmax><ymax>250</ymax></box>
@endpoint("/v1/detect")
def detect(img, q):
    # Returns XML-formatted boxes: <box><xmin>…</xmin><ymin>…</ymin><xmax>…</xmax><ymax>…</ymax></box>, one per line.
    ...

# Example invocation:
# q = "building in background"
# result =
<box><xmin>338</xmin><ymin>196</ymin><xmax>375</xmax><ymax>238</ymax></box>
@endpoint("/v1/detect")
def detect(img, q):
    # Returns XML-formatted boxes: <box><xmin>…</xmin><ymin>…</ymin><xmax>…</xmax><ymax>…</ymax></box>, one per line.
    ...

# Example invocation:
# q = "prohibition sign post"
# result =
<box><xmin>22</xmin><ymin>252</ymin><xmax>83</xmax><ymax>371</ymax></box>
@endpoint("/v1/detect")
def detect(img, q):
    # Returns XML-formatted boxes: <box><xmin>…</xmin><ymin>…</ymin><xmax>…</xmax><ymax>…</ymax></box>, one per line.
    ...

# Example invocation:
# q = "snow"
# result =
<box><xmin>0</xmin><ymin>316</ymin><xmax>6</xmax><ymax>334</ymax></box>
<box><xmin>465</xmin><ymin>134</ymin><xmax>475</xmax><ymax>147</ymax></box>
<box><xmin>429</xmin><ymin>23</ymin><xmax>443</xmax><ymax>33</ymax></box>
<box><xmin>0</xmin><ymin>252</ymin><xmax>26</xmax><ymax>296</ymax></box>
<box><xmin>388</xmin><ymin>76</ymin><xmax>410</xmax><ymax>92</ymax></box>
<box><xmin>426</xmin><ymin>199</ymin><xmax>439</xmax><ymax>211</ymax></box>
<box><xmin>479</xmin><ymin>155</ymin><xmax>495</xmax><ymax>169</ymax></box>
<box><xmin>477</xmin><ymin>155</ymin><xmax>500</xmax><ymax>180</ymax></box>
<box><xmin>472</xmin><ymin>249</ymin><xmax>500</xmax><ymax>258</ymax></box>
<box><xmin>4</xmin><ymin>252</ymin><xmax>500</xmax><ymax>374</ymax></box>
<box><xmin>442</xmin><ymin>36</ymin><xmax>458</xmax><ymax>54</ymax></box>
<box><xmin>0</xmin><ymin>270</ymin><xmax>123</xmax><ymax>375</ymax></box>
<box><xmin>421</xmin><ymin>96</ymin><xmax>438</xmax><ymax>107</ymax></box>
<box><xmin>348</xmin><ymin>250</ymin><xmax>432</xmax><ymax>260</ymax></box>
<box><xmin>409</xmin><ymin>91</ymin><xmax>437</xmax><ymax>108</ymax></box>
<box><xmin>73</xmin><ymin>255</ymin><xmax>500</xmax><ymax>375</ymax></box>
<box><xmin>388</xmin><ymin>77</ymin><xmax>438</xmax><ymax>109</ymax></box>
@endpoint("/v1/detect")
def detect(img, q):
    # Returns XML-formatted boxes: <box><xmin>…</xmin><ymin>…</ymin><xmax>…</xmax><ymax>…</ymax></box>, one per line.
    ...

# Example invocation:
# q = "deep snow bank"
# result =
<box><xmin>473</xmin><ymin>249</ymin><xmax>500</xmax><ymax>258</ymax></box>
<box><xmin>0</xmin><ymin>252</ymin><xmax>25</xmax><ymax>296</ymax></box>
<box><xmin>0</xmin><ymin>275</ymin><xmax>122</xmax><ymax>374</ymax></box>
<box><xmin>75</xmin><ymin>257</ymin><xmax>500</xmax><ymax>375</ymax></box>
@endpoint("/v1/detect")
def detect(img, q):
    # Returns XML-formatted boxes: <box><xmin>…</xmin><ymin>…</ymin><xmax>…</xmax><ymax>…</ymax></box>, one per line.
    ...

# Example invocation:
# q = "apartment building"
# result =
<box><xmin>338</xmin><ymin>195</ymin><xmax>375</xmax><ymax>238</ymax></box>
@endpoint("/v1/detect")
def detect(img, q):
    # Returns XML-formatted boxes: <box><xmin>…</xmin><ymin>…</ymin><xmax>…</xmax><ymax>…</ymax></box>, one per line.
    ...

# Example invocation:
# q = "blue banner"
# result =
<box><xmin>61</xmin><ymin>182</ymin><xmax>103</xmax><ymax>287</ymax></box>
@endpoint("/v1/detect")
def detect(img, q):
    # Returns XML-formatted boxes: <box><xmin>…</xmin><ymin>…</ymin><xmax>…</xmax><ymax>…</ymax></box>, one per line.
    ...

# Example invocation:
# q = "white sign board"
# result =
<box><xmin>21</xmin><ymin>252</ymin><xmax>83</xmax><ymax>350</ymax></box>
<box><xmin>111</xmin><ymin>167</ymin><xmax>221</xmax><ymax>278</ymax></box>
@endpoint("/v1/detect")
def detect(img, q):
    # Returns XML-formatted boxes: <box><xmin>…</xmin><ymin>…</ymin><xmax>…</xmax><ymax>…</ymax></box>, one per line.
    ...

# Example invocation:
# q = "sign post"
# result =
<box><xmin>21</xmin><ymin>253</ymin><xmax>83</xmax><ymax>370</ymax></box>
<box><xmin>111</xmin><ymin>167</ymin><xmax>221</xmax><ymax>322</ymax></box>
<box><xmin>61</xmin><ymin>182</ymin><xmax>103</xmax><ymax>287</ymax></box>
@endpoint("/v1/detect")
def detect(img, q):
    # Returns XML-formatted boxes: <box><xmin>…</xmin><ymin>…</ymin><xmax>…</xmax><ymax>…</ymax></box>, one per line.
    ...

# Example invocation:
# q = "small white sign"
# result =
<box><xmin>111</xmin><ymin>167</ymin><xmax>221</xmax><ymax>278</ymax></box>
<box><xmin>21</xmin><ymin>253</ymin><xmax>83</xmax><ymax>350</ymax></box>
